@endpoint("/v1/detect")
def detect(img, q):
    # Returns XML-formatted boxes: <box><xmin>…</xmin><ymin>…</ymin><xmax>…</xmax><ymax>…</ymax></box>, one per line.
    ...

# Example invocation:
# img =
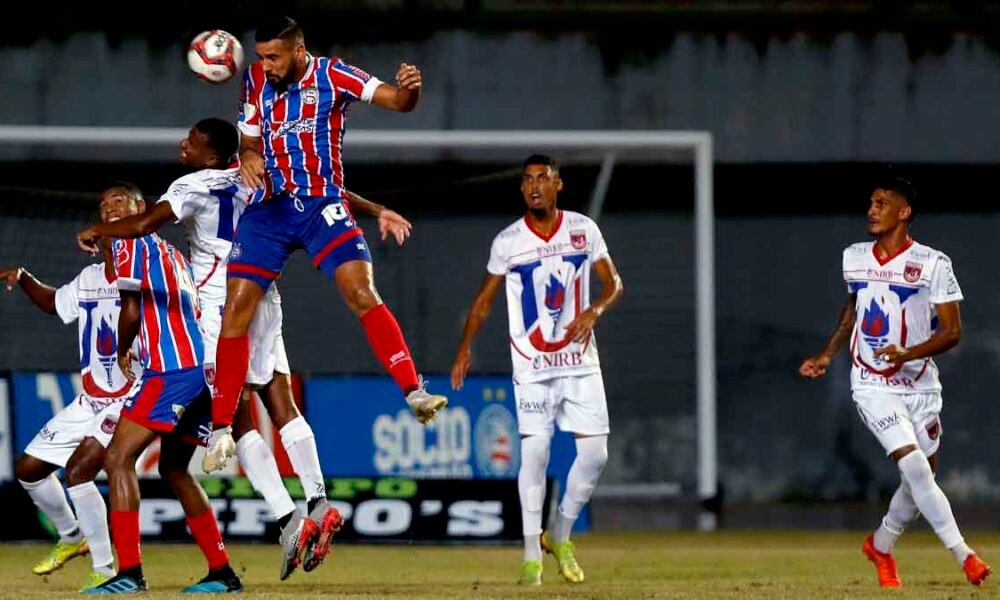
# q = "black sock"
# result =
<box><xmin>119</xmin><ymin>565</ymin><xmax>144</xmax><ymax>581</ymax></box>
<box><xmin>277</xmin><ymin>511</ymin><xmax>293</xmax><ymax>530</ymax></box>
<box><xmin>307</xmin><ymin>496</ymin><xmax>324</xmax><ymax>515</ymax></box>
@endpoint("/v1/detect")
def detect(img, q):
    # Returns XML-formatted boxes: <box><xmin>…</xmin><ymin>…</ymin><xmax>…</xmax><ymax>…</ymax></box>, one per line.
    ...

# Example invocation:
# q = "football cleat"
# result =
<box><xmin>303</xmin><ymin>501</ymin><xmax>344</xmax><ymax>572</ymax></box>
<box><xmin>964</xmin><ymin>554</ymin><xmax>992</xmax><ymax>586</ymax></box>
<box><xmin>182</xmin><ymin>564</ymin><xmax>243</xmax><ymax>593</ymax></box>
<box><xmin>542</xmin><ymin>531</ymin><xmax>585</xmax><ymax>583</ymax></box>
<box><xmin>862</xmin><ymin>535</ymin><xmax>902</xmax><ymax>588</ymax></box>
<box><xmin>32</xmin><ymin>537</ymin><xmax>89</xmax><ymax>575</ymax></box>
<box><xmin>80</xmin><ymin>570</ymin><xmax>112</xmax><ymax>592</ymax></box>
<box><xmin>82</xmin><ymin>571</ymin><xmax>148</xmax><ymax>595</ymax></box>
<box><xmin>202</xmin><ymin>426</ymin><xmax>236</xmax><ymax>472</ymax></box>
<box><xmin>279</xmin><ymin>511</ymin><xmax>317</xmax><ymax>581</ymax></box>
<box><xmin>405</xmin><ymin>376</ymin><xmax>448</xmax><ymax>424</ymax></box>
<box><xmin>518</xmin><ymin>560</ymin><xmax>543</xmax><ymax>585</ymax></box>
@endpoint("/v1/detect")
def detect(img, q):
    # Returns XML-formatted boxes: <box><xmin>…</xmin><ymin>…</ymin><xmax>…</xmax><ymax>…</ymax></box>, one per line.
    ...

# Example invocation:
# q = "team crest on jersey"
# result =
<box><xmin>96</xmin><ymin>316</ymin><xmax>118</xmax><ymax>386</ymax></box>
<box><xmin>101</xmin><ymin>416</ymin><xmax>117</xmax><ymax>435</ymax></box>
<box><xmin>570</xmin><ymin>230</ymin><xmax>587</xmax><ymax>250</ymax></box>
<box><xmin>114</xmin><ymin>240</ymin><xmax>130</xmax><ymax>270</ymax></box>
<box><xmin>302</xmin><ymin>87</ymin><xmax>319</xmax><ymax>105</ymax></box>
<box><xmin>904</xmin><ymin>261</ymin><xmax>923</xmax><ymax>283</ymax></box>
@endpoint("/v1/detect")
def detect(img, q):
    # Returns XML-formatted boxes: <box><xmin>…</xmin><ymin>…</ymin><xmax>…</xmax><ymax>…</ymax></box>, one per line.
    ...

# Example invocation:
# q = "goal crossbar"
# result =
<box><xmin>0</xmin><ymin>126</ymin><xmax>717</xmax><ymax>513</ymax></box>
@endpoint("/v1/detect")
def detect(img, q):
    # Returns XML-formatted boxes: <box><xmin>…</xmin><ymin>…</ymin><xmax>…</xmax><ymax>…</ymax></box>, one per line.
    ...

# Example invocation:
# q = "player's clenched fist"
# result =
<box><xmin>0</xmin><ymin>267</ymin><xmax>24</xmax><ymax>291</ymax></box>
<box><xmin>395</xmin><ymin>63</ymin><xmax>422</xmax><ymax>91</ymax></box>
<box><xmin>798</xmin><ymin>354</ymin><xmax>832</xmax><ymax>379</ymax></box>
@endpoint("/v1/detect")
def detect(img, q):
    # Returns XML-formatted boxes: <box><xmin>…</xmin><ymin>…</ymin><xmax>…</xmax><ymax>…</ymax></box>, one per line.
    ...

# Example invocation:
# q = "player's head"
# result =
<box><xmin>254</xmin><ymin>15</ymin><xmax>306</xmax><ymax>87</ymax></box>
<box><xmin>180</xmin><ymin>118</ymin><xmax>239</xmax><ymax>169</ymax></box>
<box><xmin>99</xmin><ymin>182</ymin><xmax>145</xmax><ymax>224</ymax></box>
<box><xmin>867</xmin><ymin>176</ymin><xmax>916</xmax><ymax>237</ymax></box>
<box><xmin>521</xmin><ymin>154</ymin><xmax>563</xmax><ymax>211</ymax></box>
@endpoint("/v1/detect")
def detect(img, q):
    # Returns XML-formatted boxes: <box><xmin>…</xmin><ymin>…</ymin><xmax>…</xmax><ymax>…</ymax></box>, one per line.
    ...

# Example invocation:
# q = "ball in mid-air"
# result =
<box><xmin>187</xmin><ymin>30</ymin><xmax>244</xmax><ymax>84</ymax></box>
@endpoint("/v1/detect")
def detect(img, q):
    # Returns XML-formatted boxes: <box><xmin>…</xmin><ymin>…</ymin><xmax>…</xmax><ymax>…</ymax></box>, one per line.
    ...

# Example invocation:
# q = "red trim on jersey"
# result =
<box><xmin>510</xmin><ymin>338</ymin><xmax>533</xmax><ymax>361</ymax></box>
<box><xmin>524</xmin><ymin>210</ymin><xmax>563</xmax><ymax>243</ymax></box>
<box><xmin>872</xmin><ymin>237</ymin><xmax>914</xmax><ymax>266</ymax></box>
<box><xmin>311</xmin><ymin>228</ymin><xmax>363</xmax><ymax>267</ymax></box>
<box><xmin>912</xmin><ymin>358</ymin><xmax>930</xmax><ymax>381</ymax></box>
<box><xmin>528</xmin><ymin>325</ymin><xmax>573</xmax><ymax>353</ymax></box>
<box><xmin>228</xmin><ymin>263</ymin><xmax>280</xmax><ymax>280</ymax></box>
<box><xmin>82</xmin><ymin>373</ymin><xmax>133</xmax><ymax>399</ymax></box>
<box><xmin>197</xmin><ymin>257</ymin><xmax>220</xmax><ymax>289</ymax></box>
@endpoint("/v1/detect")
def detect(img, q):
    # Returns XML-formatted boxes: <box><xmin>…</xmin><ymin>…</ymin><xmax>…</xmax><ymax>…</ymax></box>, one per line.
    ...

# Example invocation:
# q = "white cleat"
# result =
<box><xmin>405</xmin><ymin>376</ymin><xmax>448</xmax><ymax>424</ymax></box>
<box><xmin>202</xmin><ymin>426</ymin><xmax>236</xmax><ymax>472</ymax></box>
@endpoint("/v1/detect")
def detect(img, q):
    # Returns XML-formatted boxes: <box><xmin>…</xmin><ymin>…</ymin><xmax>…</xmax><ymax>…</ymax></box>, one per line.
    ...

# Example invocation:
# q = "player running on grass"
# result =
<box><xmin>450</xmin><ymin>154</ymin><xmax>623</xmax><ymax>585</ymax></box>
<box><xmin>799</xmin><ymin>176</ymin><xmax>991</xmax><ymax>588</ymax></box>
<box><xmin>1</xmin><ymin>193</ymin><xmax>144</xmax><ymax>590</ymax></box>
<box><xmin>205</xmin><ymin>15</ymin><xmax>446</xmax><ymax>470</ymax></box>
<box><xmin>77</xmin><ymin>118</ymin><xmax>414</xmax><ymax>579</ymax></box>
<box><xmin>83</xmin><ymin>183</ymin><xmax>241</xmax><ymax>594</ymax></box>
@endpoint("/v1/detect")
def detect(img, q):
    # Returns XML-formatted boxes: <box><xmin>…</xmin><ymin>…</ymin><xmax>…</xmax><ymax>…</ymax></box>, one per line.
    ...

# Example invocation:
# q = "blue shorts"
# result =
<box><xmin>227</xmin><ymin>193</ymin><xmax>373</xmax><ymax>290</ymax></box>
<box><xmin>121</xmin><ymin>366</ymin><xmax>211</xmax><ymax>446</ymax></box>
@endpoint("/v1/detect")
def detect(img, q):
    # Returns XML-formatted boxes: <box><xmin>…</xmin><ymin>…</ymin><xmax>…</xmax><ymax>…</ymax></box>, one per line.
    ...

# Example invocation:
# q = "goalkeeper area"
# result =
<box><xmin>3</xmin><ymin>532</ymin><xmax>996</xmax><ymax>599</ymax></box>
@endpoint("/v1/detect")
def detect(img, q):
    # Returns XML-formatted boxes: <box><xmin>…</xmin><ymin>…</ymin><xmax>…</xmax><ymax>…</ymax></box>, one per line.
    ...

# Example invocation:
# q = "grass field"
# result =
<box><xmin>2</xmin><ymin>532</ymin><xmax>997</xmax><ymax>599</ymax></box>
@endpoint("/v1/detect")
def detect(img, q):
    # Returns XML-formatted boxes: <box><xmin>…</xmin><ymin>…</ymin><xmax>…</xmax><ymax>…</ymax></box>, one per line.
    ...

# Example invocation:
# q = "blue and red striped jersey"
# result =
<box><xmin>114</xmin><ymin>233</ymin><xmax>204</xmax><ymax>372</ymax></box>
<box><xmin>237</xmin><ymin>55</ymin><xmax>382</xmax><ymax>203</ymax></box>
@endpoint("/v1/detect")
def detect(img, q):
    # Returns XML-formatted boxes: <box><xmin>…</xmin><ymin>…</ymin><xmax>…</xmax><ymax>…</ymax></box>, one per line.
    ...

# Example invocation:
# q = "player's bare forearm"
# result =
<box><xmin>373</xmin><ymin>64</ymin><xmax>422</xmax><ymax>112</ymax></box>
<box><xmin>90</xmin><ymin>202</ymin><xmax>175</xmax><ymax>240</ymax></box>
<box><xmin>345</xmin><ymin>190</ymin><xmax>384</xmax><ymax>218</ymax></box>
<box><xmin>456</xmin><ymin>274</ymin><xmax>504</xmax><ymax>353</ymax></box>
<box><xmin>117</xmin><ymin>291</ymin><xmax>141</xmax><ymax>363</ymax></box>
<box><xmin>239</xmin><ymin>133</ymin><xmax>262</xmax><ymax>156</ymax></box>
<box><xmin>589</xmin><ymin>257</ymin><xmax>623</xmax><ymax>319</ymax></box>
<box><xmin>818</xmin><ymin>294</ymin><xmax>857</xmax><ymax>358</ymax></box>
<box><xmin>4</xmin><ymin>268</ymin><xmax>57</xmax><ymax>314</ymax></box>
<box><xmin>879</xmin><ymin>301</ymin><xmax>961</xmax><ymax>364</ymax></box>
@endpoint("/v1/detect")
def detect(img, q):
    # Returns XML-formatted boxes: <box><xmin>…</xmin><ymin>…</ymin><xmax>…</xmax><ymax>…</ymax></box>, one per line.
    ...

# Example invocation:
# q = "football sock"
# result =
<box><xmin>236</xmin><ymin>431</ymin><xmax>296</xmax><ymax>520</ymax></box>
<box><xmin>21</xmin><ymin>474</ymin><xmax>81</xmax><ymax>543</ymax></box>
<box><xmin>212</xmin><ymin>335</ymin><xmax>249</xmax><ymax>427</ymax></box>
<box><xmin>518</xmin><ymin>435</ymin><xmax>550</xmax><ymax>562</ymax></box>
<box><xmin>897</xmin><ymin>451</ymin><xmax>968</xmax><ymax>562</ymax></box>
<box><xmin>110</xmin><ymin>510</ymin><xmax>142</xmax><ymax>570</ymax></box>
<box><xmin>186</xmin><ymin>509</ymin><xmax>230</xmax><ymax>570</ymax></box>
<box><xmin>359</xmin><ymin>304</ymin><xmax>420</xmax><ymax>394</ymax></box>
<box><xmin>67</xmin><ymin>482</ymin><xmax>113</xmax><ymax>572</ymax></box>
<box><xmin>873</xmin><ymin>480</ymin><xmax>918</xmax><ymax>554</ymax></box>
<box><xmin>280</xmin><ymin>417</ymin><xmax>327</xmax><ymax>504</ymax></box>
<box><xmin>553</xmin><ymin>435</ymin><xmax>609</xmax><ymax>544</ymax></box>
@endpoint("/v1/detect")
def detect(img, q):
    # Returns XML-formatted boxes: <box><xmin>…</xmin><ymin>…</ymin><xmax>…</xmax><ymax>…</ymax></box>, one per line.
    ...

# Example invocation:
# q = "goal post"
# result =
<box><xmin>0</xmin><ymin>126</ymin><xmax>717</xmax><ymax>524</ymax></box>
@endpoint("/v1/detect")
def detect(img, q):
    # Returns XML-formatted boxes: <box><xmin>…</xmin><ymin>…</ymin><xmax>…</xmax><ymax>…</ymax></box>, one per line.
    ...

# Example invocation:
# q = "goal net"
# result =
<box><xmin>0</xmin><ymin>127</ymin><xmax>716</xmax><ymax>527</ymax></box>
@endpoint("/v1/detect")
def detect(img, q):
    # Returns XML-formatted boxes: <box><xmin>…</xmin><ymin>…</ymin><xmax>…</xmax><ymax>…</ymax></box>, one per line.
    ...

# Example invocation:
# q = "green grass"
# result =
<box><xmin>2</xmin><ymin>531</ymin><xmax>998</xmax><ymax>599</ymax></box>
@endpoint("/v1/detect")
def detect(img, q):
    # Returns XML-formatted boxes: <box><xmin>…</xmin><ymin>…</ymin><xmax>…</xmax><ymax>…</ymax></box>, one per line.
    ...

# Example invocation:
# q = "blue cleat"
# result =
<box><xmin>82</xmin><ymin>571</ymin><xmax>148</xmax><ymax>594</ymax></box>
<box><xmin>182</xmin><ymin>565</ymin><xmax>243</xmax><ymax>594</ymax></box>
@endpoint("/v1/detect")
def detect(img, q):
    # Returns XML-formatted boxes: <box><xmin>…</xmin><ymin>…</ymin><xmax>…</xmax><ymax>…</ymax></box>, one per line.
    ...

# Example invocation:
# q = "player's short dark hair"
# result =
<box><xmin>523</xmin><ymin>154</ymin><xmax>559</xmax><ymax>174</ymax></box>
<box><xmin>874</xmin><ymin>175</ymin><xmax>916</xmax><ymax>221</ymax></box>
<box><xmin>195</xmin><ymin>118</ymin><xmax>239</xmax><ymax>163</ymax></box>
<box><xmin>104</xmin><ymin>181</ymin><xmax>143</xmax><ymax>205</ymax></box>
<box><xmin>255</xmin><ymin>15</ymin><xmax>303</xmax><ymax>44</ymax></box>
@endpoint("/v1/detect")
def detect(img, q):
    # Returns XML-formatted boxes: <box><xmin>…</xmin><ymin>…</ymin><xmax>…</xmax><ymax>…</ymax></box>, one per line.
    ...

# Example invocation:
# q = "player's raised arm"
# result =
<box><xmin>565</xmin><ymin>257</ymin><xmax>624</xmax><ymax>344</ymax></box>
<box><xmin>0</xmin><ymin>267</ymin><xmax>57</xmax><ymax>314</ymax></box>
<box><xmin>799</xmin><ymin>293</ymin><xmax>857</xmax><ymax>379</ymax></box>
<box><xmin>77</xmin><ymin>203</ymin><xmax>176</xmax><ymax>254</ymax></box>
<box><xmin>370</xmin><ymin>63</ymin><xmax>421</xmax><ymax>113</ymax></box>
<box><xmin>344</xmin><ymin>190</ymin><xmax>412</xmax><ymax>246</ymax></box>
<box><xmin>451</xmin><ymin>273</ymin><xmax>505</xmax><ymax>390</ymax></box>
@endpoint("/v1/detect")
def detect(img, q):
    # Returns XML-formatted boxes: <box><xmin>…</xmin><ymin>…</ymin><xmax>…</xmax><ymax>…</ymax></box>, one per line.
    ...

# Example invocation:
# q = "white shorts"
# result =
<box><xmin>201</xmin><ymin>287</ymin><xmax>290</xmax><ymax>387</ymax></box>
<box><xmin>514</xmin><ymin>372</ymin><xmax>610</xmax><ymax>437</ymax></box>
<box><xmin>24</xmin><ymin>396</ymin><xmax>123</xmax><ymax>467</ymax></box>
<box><xmin>853</xmin><ymin>390</ymin><xmax>943</xmax><ymax>456</ymax></box>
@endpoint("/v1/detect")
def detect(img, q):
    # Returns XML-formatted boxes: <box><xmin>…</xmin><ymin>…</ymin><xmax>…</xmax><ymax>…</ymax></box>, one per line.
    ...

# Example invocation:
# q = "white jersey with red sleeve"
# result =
<box><xmin>237</xmin><ymin>55</ymin><xmax>383</xmax><ymax>203</ymax></box>
<box><xmin>843</xmin><ymin>239</ymin><xmax>963</xmax><ymax>394</ymax></box>
<box><xmin>53</xmin><ymin>264</ymin><xmax>137</xmax><ymax>406</ymax></box>
<box><xmin>158</xmin><ymin>167</ymin><xmax>249</xmax><ymax>305</ymax></box>
<box><xmin>488</xmin><ymin>210</ymin><xmax>610</xmax><ymax>384</ymax></box>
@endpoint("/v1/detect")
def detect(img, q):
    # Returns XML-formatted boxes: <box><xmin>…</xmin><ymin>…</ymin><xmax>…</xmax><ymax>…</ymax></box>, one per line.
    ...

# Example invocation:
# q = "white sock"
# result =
<box><xmin>897</xmin><ymin>451</ymin><xmax>969</xmax><ymax>563</ymax></box>
<box><xmin>67</xmin><ymin>482</ymin><xmax>114</xmax><ymax>574</ymax></box>
<box><xmin>280</xmin><ymin>417</ymin><xmax>327</xmax><ymax>503</ymax></box>
<box><xmin>20</xmin><ymin>474</ymin><xmax>81</xmax><ymax>543</ymax></box>
<box><xmin>553</xmin><ymin>435</ymin><xmax>608</xmax><ymax>544</ymax></box>
<box><xmin>518</xmin><ymin>435</ymin><xmax>550</xmax><ymax>562</ymax></box>
<box><xmin>236</xmin><ymin>431</ymin><xmax>297</xmax><ymax>519</ymax></box>
<box><xmin>873</xmin><ymin>480</ymin><xmax>919</xmax><ymax>554</ymax></box>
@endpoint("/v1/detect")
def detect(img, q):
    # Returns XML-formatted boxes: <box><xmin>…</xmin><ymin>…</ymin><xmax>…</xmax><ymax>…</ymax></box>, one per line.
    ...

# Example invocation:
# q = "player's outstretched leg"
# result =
<box><xmin>862</xmin><ymin>479</ymin><xmax>915</xmax><ymax>588</ymax></box>
<box><xmin>892</xmin><ymin>447</ymin><xmax>991</xmax><ymax>585</ymax></box>
<box><xmin>158</xmin><ymin>435</ymin><xmax>243</xmax><ymax>594</ymax></box>
<box><xmin>333</xmin><ymin>260</ymin><xmax>447</xmax><ymax>424</ymax></box>
<box><xmin>543</xmin><ymin>434</ymin><xmax>608</xmax><ymax>584</ymax></box>
<box><xmin>518</xmin><ymin>435</ymin><xmax>550</xmax><ymax>585</ymax></box>
<box><xmin>16</xmin><ymin>456</ymin><xmax>89</xmax><ymax>576</ymax></box>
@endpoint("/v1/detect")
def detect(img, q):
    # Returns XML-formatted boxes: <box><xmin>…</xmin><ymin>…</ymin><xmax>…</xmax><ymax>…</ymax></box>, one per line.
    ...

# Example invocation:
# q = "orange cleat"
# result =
<box><xmin>862</xmin><ymin>535</ymin><xmax>902</xmax><ymax>588</ymax></box>
<box><xmin>963</xmin><ymin>554</ymin><xmax>992</xmax><ymax>586</ymax></box>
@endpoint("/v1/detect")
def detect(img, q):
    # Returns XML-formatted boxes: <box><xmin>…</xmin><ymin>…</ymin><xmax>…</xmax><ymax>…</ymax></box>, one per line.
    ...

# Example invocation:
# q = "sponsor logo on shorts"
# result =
<box><xmin>38</xmin><ymin>426</ymin><xmax>57</xmax><ymax>442</ymax></box>
<box><xmin>872</xmin><ymin>412</ymin><xmax>901</xmax><ymax>433</ymax></box>
<box><xmin>172</xmin><ymin>404</ymin><xmax>186</xmax><ymax>419</ymax></box>
<box><xmin>101</xmin><ymin>416</ymin><xmax>117</xmax><ymax>435</ymax></box>
<box><xmin>474</xmin><ymin>404</ymin><xmax>518</xmax><ymax>478</ymax></box>
<box><xmin>517</xmin><ymin>399</ymin><xmax>546</xmax><ymax>414</ymax></box>
<box><xmin>229</xmin><ymin>243</ymin><xmax>242</xmax><ymax>260</ymax></box>
<box><xmin>926</xmin><ymin>418</ymin><xmax>941</xmax><ymax>440</ymax></box>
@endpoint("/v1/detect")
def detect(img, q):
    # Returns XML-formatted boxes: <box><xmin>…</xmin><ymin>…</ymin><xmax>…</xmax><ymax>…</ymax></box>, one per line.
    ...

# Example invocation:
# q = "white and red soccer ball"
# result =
<box><xmin>187</xmin><ymin>30</ymin><xmax>244</xmax><ymax>84</ymax></box>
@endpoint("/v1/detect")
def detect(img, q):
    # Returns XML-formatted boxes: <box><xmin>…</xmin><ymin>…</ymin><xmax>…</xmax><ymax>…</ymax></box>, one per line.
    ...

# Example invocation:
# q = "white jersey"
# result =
<box><xmin>160</xmin><ymin>167</ymin><xmax>249</xmax><ymax>305</ymax></box>
<box><xmin>54</xmin><ymin>263</ymin><xmax>136</xmax><ymax>406</ymax></box>
<box><xmin>843</xmin><ymin>239</ymin><xmax>963</xmax><ymax>394</ymax></box>
<box><xmin>488</xmin><ymin>210</ymin><xmax>610</xmax><ymax>384</ymax></box>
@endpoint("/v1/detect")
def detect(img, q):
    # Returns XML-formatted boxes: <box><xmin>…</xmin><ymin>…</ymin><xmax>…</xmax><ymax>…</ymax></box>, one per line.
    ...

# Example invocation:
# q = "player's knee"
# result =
<box><xmin>344</xmin><ymin>284</ymin><xmax>380</xmax><ymax>315</ymax></box>
<box><xmin>580</xmin><ymin>441</ymin><xmax>609</xmax><ymax>471</ymax></box>
<box><xmin>157</xmin><ymin>459</ymin><xmax>186</xmax><ymax>484</ymax></box>
<box><xmin>14</xmin><ymin>455</ymin><xmax>46</xmax><ymax>483</ymax></box>
<box><xmin>103</xmin><ymin>444</ymin><xmax>134</xmax><ymax>475</ymax></box>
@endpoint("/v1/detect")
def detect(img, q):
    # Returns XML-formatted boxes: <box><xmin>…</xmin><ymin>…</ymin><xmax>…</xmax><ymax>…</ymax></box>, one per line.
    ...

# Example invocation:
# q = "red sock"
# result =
<box><xmin>360</xmin><ymin>303</ymin><xmax>420</xmax><ymax>394</ymax></box>
<box><xmin>110</xmin><ymin>510</ymin><xmax>142</xmax><ymax>571</ymax></box>
<box><xmin>212</xmin><ymin>335</ymin><xmax>249</xmax><ymax>427</ymax></box>
<box><xmin>186</xmin><ymin>509</ymin><xmax>229</xmax><ymax>571</ymax></box>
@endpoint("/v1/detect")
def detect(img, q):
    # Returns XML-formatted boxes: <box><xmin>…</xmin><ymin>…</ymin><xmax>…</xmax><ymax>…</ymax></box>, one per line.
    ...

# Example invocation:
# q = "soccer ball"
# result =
<box><xmin>187</xmin><ymin>30</ymin><xmax>244</xmax><ymax>84</ymax></box>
